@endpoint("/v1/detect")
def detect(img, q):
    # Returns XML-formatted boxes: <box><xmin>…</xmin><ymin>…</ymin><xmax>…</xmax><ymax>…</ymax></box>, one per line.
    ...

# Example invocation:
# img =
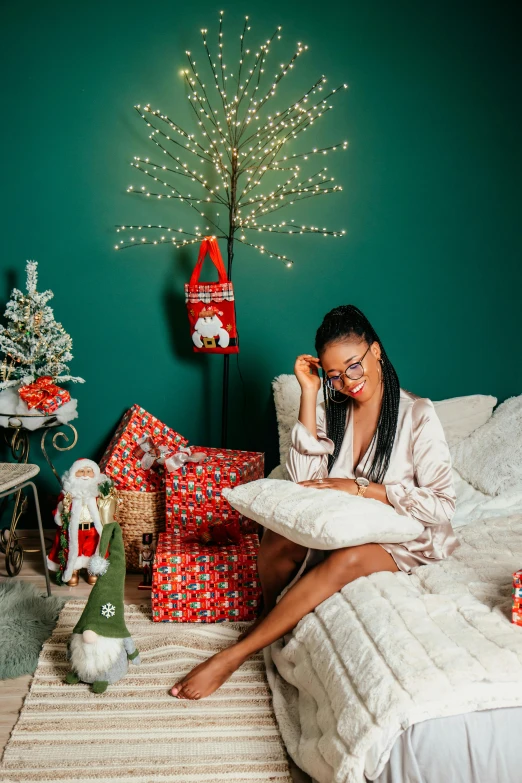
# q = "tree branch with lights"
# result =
<box><xmin>116</xmin><ymin>11</ymin><xmax>348</xmax><ymax>270</ymax></box>
<box><xmin>115</xmin><ymin>12</ymin><xmax>348</xmax><ymax>445</ymax></box>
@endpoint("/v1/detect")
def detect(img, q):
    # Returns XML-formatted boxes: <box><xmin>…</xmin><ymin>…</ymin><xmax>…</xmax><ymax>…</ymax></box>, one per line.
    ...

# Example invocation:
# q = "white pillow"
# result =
<box><xmin>223</xmin><ymin>479</ymin><xmax>424</xmax><ymax>550</ymax></box>
<box><xmin>432</xmin><ymin>393</ymin><xmax>497</xmax><ymax>448</ymax></box>
<box><xmin>272</xmin><ymin>374</ymin><xmax>497</xmax><ymax>463</ymax></box>
<box><xmin>451</xmin><ymin>395</ymin><xmax>522</xmax><ymax>496</ymax></box>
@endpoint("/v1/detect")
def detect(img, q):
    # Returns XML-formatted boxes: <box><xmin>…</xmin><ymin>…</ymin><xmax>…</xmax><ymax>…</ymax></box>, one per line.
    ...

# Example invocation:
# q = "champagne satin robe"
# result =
<box><xmin>286</xmin><ymin>388</ymin><xmax>460</xmax><ymax>573</ymax></box>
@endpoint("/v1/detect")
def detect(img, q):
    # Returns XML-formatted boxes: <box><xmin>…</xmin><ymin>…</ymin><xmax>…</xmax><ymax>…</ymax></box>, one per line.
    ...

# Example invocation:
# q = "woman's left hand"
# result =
<box><xmin>299</xmin><ymin>478</ymin><xmax>358</xmax><ymax>495</ymax></box>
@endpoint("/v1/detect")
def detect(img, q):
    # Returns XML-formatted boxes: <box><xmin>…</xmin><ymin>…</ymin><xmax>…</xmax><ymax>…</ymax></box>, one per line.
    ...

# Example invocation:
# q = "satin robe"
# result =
<box><xmin>286</xmin><ymin>388</ymin><xmax>460</xmax><ymax>573</ymax></box>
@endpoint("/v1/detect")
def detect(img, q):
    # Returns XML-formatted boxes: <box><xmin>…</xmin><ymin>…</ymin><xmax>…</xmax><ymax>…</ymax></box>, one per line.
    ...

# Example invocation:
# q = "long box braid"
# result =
<box><xmin>314</xmin><ymin>305</ymin><xmax>400</xmax><ymax>484</ymax></box>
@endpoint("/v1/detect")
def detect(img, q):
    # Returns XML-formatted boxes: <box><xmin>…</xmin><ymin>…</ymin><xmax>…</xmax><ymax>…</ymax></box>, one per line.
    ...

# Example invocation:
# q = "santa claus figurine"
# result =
<box><xmin>192</xmin><ymin>306</ymin><xmax>230</xmax><ymax>350</ymax></box>
<box><xmin>47</xmin><ymin>458</ymin><xmax>109</xmax><ymax>587</ymax></box>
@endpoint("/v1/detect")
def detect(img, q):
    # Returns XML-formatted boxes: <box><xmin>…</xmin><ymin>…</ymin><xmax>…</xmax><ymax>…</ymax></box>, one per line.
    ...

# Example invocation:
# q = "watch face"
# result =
<box><xmin>356</xmin><ymin>477</ymin><xmax>370</xmax><ymax>487</ymax></box>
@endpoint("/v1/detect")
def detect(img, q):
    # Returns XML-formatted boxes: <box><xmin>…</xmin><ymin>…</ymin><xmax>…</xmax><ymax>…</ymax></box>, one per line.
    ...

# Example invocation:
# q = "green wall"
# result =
<box><xmin>2</xmin><ymin>0</ymin><xmax>521</xmax><ymax>524</ymax></box>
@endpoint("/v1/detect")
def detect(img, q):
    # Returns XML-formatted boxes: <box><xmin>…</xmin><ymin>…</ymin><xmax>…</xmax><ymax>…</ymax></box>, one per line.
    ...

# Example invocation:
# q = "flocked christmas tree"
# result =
<box><xmin>0</xmin><ymin>261</ymin><xmax>85</xmax><ymax>390</ymax></box>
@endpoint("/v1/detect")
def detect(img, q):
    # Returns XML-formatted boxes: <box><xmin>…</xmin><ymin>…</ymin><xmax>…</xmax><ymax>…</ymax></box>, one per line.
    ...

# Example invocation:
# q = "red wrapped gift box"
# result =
<box><xmin>19</xmin><ymin>375</ymin><xmax>71</xmax><ymax>413</ymax></box>
<box><xmin>513</xmin><ymin>570</ymin><xmax>522</xmax><ymax>626</ymax></box>
<box><xmin>151</xmin><ymin>531</ymin><xmax>261</xmax><ymax>622</ymax></box>
<box><xmin>100</xmin><ymin>404</ymin><xmax>188</xmax><ymax>491</ymax></box>
<box><xmin>165</xmin><ymin>446</ymin><xmax>264</xmax><ymax>536</ymax></box>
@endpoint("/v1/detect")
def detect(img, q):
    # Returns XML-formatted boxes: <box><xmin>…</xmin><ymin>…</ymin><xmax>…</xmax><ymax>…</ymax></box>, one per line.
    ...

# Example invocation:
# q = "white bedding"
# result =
<box><xmin>451</xmin><ymin>469</ymin><xmax>522</xmax><ymax>528</ymax></box>
<box><xmin>264</xmin><ymin>477</ymin><xmax>522</xmax><ymax>783</ymax></box>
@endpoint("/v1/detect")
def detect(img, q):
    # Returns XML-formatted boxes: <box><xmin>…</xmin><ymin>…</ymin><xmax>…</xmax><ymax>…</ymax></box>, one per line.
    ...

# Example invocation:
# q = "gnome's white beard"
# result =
<box><xmin>69</xmin><ymin>634</ymin><xmax>123</xmax><ymax>680</ymax></box>
<box><xmin>63</xmin><ymin>475</ymin><xmax>100</xmax><ymax>500</ymax></box>
<box><xmin>195</xmin><ymin>314</ymin><xmax>224</xmax><ymax>338</ymax></box>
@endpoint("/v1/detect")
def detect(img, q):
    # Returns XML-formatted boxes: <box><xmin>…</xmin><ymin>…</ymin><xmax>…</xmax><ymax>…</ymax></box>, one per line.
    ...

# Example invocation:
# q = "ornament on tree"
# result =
<box><xmin>0</xmin><ymin>260</ymin><xmax>85</xmax><ymax>390</ymax></box>
<box><xmin>47</xmin><ymin>459</ymin><xmax>119</xmax><ymax>587</ymax></box>
<box><xmin>65</xmin><ymin>520</ymin><xmax>141</xmax><ymax>693</ymax></box>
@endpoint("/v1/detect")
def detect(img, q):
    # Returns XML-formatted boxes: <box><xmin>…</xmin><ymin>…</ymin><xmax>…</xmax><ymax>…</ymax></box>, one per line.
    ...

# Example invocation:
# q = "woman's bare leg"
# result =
<box><xmin>171</xmin><ymin>543</ymin><xmax>397</xmax><ymax>699</ymax></box>
<box><xmin>239</xmin><ymin>530</ymin><xmax>307</xmax><ymax>639</ymax></box>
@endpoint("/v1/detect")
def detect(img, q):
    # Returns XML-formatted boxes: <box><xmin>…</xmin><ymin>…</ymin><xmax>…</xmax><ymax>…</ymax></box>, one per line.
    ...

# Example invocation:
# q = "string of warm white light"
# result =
<box><xmin>116</xmin><ymin>11</ymin><xmax>348</xmax><ymax>267</ymax></box>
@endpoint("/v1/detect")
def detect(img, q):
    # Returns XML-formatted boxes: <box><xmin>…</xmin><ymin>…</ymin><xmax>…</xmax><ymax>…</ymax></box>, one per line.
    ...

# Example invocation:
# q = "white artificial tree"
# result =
<box><xmin>0</xmin><ymin>261</ymin><xmax>85</xmax><ymax>390</ymax></box>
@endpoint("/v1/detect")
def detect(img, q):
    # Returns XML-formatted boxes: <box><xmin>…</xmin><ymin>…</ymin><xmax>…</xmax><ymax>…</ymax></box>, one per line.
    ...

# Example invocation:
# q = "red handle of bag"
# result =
<box><xmin>189</xmin><ymin>236</ymin><xmax>228</xmax><ymax>286</ymax></box>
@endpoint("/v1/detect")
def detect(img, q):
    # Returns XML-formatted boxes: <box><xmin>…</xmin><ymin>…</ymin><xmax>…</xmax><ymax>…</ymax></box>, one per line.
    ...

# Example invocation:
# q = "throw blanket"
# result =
<box><xmin>265</xmin><ymin>513</ymin><xmax>522</xmax><ymax>783</ymax></box>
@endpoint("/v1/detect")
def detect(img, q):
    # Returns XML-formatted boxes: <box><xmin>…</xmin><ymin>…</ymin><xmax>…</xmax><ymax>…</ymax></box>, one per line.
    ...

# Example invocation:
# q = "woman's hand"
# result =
<box><xmin>299</xmin><ymin>478</ymin><xmax>358</xmax><ymax>495</ymax></box>
<box><xmin>294</xmin><ymin>354</ymin><xmax>322</xmax><ymax>394</ymax></box>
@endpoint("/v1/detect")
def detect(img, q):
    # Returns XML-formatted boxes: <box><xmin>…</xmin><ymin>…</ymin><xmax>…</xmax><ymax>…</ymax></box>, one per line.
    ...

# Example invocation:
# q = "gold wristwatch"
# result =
<box><xmin>355</xmin><ymin>477</ymin><xmax>370</xmax><ymax>497</ymax></box>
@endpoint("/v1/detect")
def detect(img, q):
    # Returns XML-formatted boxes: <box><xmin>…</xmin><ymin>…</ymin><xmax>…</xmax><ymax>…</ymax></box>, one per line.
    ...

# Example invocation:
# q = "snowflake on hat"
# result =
<box><xmin>47</xmin><ymin>458</ymin><xmax>115</xmax><ymax>587</ymax></box>
<box><xmin>65</xmin><ymin>520</ymin><xmax>141</xmax><ymax>694</ymax></box>
<box><xmin>191</xmin><ymin>305</ymin><xmax>230</xmax><ymax>350</ymax></box>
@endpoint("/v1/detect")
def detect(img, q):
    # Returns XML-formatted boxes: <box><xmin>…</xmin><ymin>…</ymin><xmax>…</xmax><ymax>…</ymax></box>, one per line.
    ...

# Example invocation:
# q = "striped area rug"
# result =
<box><xmin>0</xmin><ymin>601</ymin><xmax>293</xmax><ymax>782</ymax></box>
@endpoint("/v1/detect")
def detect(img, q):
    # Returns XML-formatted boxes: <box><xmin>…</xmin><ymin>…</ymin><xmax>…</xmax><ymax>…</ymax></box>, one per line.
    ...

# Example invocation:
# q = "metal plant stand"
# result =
<box><xmin>0</xmin><ymin>412</ymin><xmax>78</xmax><ymax>578</ymax></box>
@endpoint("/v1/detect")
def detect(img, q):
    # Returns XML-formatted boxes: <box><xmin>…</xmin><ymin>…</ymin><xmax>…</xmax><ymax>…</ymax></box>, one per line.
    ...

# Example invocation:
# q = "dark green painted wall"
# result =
<box><xmin>2</xmin><ymin>0</ymin><xmax>521</xmax><ymax>525</ymax></box>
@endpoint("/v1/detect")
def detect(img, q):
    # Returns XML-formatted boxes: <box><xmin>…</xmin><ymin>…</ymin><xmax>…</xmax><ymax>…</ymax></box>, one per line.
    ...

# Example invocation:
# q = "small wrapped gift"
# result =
<box><xmin>19</xmin><ymin>375</ymin><xmax>71</xmax><ymax>413</ymax></box>
<box><xmin>151</xmin><ymin>531</ymin><xmax>261</xmax><ymax>622</ymax></box>
<box><xmin>513</xmin><ymin>569</ymin><xmax>522</xmax><ymax>626</ymax></box>
<box><xmin>100</xmin><ymin>405</ymin><xmax>188</xmax><ymax>492</ymax></box>
<box><xmin>165</xmin><ymin>446</ymin><xmax>264</xmax><ymax>536</ymax></box>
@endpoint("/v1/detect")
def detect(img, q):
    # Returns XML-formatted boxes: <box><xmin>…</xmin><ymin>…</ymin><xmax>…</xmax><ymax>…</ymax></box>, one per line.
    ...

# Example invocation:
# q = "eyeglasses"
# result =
<box><xmin>324</xmin><ymin>344</ymin><xmax>372</xmax><ymax>391</ymax></box>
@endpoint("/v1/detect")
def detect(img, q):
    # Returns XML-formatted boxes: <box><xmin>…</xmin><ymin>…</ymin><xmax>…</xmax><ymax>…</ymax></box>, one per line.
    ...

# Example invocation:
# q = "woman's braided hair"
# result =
<box><xmin>314</xmin><ymin>305</ymin><xmax>400</xmax><ymax>483</ymax></box>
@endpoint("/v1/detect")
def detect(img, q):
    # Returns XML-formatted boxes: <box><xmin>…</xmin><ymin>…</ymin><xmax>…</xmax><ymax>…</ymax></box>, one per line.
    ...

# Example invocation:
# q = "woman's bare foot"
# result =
<box><xmin>170</xmin><ymin>648</ymin><xmax>245</xmax><ymax>700</ymax></box>
<box><xmin>238</xmin><ymin>609</ymin><xmax>268</xmax><ymax>641</ymax></box>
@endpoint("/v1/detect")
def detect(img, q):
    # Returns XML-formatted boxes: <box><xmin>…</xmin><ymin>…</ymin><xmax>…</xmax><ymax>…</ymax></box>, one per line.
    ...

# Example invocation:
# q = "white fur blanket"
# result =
<box><xmin>265</xmin><ymin>512</ymin><xmax>522</xmax><ymax>783</ymax></box>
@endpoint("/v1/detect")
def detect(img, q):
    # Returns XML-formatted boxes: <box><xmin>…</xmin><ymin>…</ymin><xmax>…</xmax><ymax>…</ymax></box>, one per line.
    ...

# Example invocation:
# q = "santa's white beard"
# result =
<box><xmin>63</xmin><ymin>475</ymin><xmax>100</xmax><ymax>500</ymax></box>
<box><xmin>69</xmin><ymin>634</ymin><xmax>123</xmax><ymax>680</ymax></box>
<box><xmin>195</xmin><ymin>315</ymin><xmax>224</xmax><ymax>338</ymax></box>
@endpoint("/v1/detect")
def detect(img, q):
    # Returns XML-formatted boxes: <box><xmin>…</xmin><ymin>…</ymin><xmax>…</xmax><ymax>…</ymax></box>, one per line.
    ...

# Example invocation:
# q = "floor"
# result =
<box><xmin>0</xmin><ymin>533</ymin><xmax>148</xmax><ymax>757</ymax></box>
<box><xmin>0</xmin><ymin>534</ymin><xmax>312</xmax><ymax>783</ymax></box>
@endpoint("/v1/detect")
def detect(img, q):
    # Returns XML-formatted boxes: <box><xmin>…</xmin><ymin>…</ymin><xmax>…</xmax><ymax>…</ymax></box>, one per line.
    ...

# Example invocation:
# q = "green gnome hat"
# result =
<box><xmin>73</xmin><ymin>522</ymin><xmax>130</xmax><ymax>638</ymax></box>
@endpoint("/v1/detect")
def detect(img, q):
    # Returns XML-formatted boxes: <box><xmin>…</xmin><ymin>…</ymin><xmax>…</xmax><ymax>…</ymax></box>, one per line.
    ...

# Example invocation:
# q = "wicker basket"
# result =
<box><xmin>116</xmin><ymin>489</ymin><xmax>166</xmax><ymax>573</ymax></box>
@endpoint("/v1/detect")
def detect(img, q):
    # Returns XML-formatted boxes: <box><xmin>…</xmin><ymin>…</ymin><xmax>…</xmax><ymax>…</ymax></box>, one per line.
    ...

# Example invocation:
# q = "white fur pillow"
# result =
<box><xmin>432</xmin><ymin>393</ymin><xmax>497</xmax><ymax>448</ymax></box>
<box><xmin>451</xmin><ymin>395</ymin><xmax>522</xmax><ymax>496</ymax></box>
<box><xmin>223</xmin><ymin>479</ymin><xmax>424</xmax><ymax>550</ymax></box>
<box><xmin>272</xmin><ymin>374</ymin><xmax>497</xmax><ymax>465</ymax></box>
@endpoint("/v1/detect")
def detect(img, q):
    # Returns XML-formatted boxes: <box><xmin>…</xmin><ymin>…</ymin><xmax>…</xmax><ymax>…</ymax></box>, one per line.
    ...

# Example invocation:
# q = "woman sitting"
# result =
<box><xmin>170</xmin><ymin>304</ymin><xmax>459</xmax><ymax>700</ymax></box>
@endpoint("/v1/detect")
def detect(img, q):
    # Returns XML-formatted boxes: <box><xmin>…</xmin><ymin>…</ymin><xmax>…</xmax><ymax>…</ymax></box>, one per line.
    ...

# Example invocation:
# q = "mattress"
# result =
<box><xmin>369</xmin><ymin>707</ymin><xmax>522</xmax><ymax>783</ymax></box>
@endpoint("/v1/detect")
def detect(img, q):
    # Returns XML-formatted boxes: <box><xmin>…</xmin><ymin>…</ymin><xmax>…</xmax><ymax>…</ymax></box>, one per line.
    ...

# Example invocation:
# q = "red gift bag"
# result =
<box><xmin>185</xmin><ymin>237</ymin><xmax>239</xmax><ymax>354</ymax></box>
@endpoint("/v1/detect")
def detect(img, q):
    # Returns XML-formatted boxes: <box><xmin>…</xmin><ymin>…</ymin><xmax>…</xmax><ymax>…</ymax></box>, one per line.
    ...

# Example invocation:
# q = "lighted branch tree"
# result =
<box><xmin>116</xmin><ymin>11</ymin><xmax>348</xmax><ymax>444</ymax></box>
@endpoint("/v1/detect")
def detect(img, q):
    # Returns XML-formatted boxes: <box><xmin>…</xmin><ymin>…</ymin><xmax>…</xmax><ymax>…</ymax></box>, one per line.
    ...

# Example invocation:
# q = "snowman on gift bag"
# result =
<box><xmin>191</xmin><ymin>305</ymin><xmax>230</xmax><ymax>350</ymax></box>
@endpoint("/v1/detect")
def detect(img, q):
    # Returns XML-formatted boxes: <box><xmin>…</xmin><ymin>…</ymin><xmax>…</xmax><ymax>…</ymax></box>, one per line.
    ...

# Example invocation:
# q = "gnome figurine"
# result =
<box><xmin>65</xmin><ymin>521</ymin><xmax>141</xmax><ymax>693</ymax></box>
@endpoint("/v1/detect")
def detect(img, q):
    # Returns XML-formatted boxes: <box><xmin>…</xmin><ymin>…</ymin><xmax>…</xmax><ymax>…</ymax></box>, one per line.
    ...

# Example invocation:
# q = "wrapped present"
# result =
<box><xmin>513</xmin><ymin>569</ymin><xmax>522</xmax><ymax>626</ymax></box>
<box><xmin>151</xmin><ymin>531</ymin><xmax>261</xmax><ymax>622</ymax></box>
<box><xmin>165</xmin><ymin>446</ymin><xmax>264</xmax><ymax>536</ymax></box>
<box><xmin>100</xmin><ymin>404</ymin><xmax>188</xmax><ymax>492</ymax></box>
<box><xmin>19</xmin><ymin>375</ymin><xmax>71</xmax><ymax>413</ymax></box>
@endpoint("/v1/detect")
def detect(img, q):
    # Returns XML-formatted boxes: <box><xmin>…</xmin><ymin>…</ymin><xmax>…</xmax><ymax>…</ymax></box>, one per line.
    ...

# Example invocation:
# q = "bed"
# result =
<box><xmin>264</xmin><ymin>377</ymin><xmax>522</xmax><ymax>783</ymax></box>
